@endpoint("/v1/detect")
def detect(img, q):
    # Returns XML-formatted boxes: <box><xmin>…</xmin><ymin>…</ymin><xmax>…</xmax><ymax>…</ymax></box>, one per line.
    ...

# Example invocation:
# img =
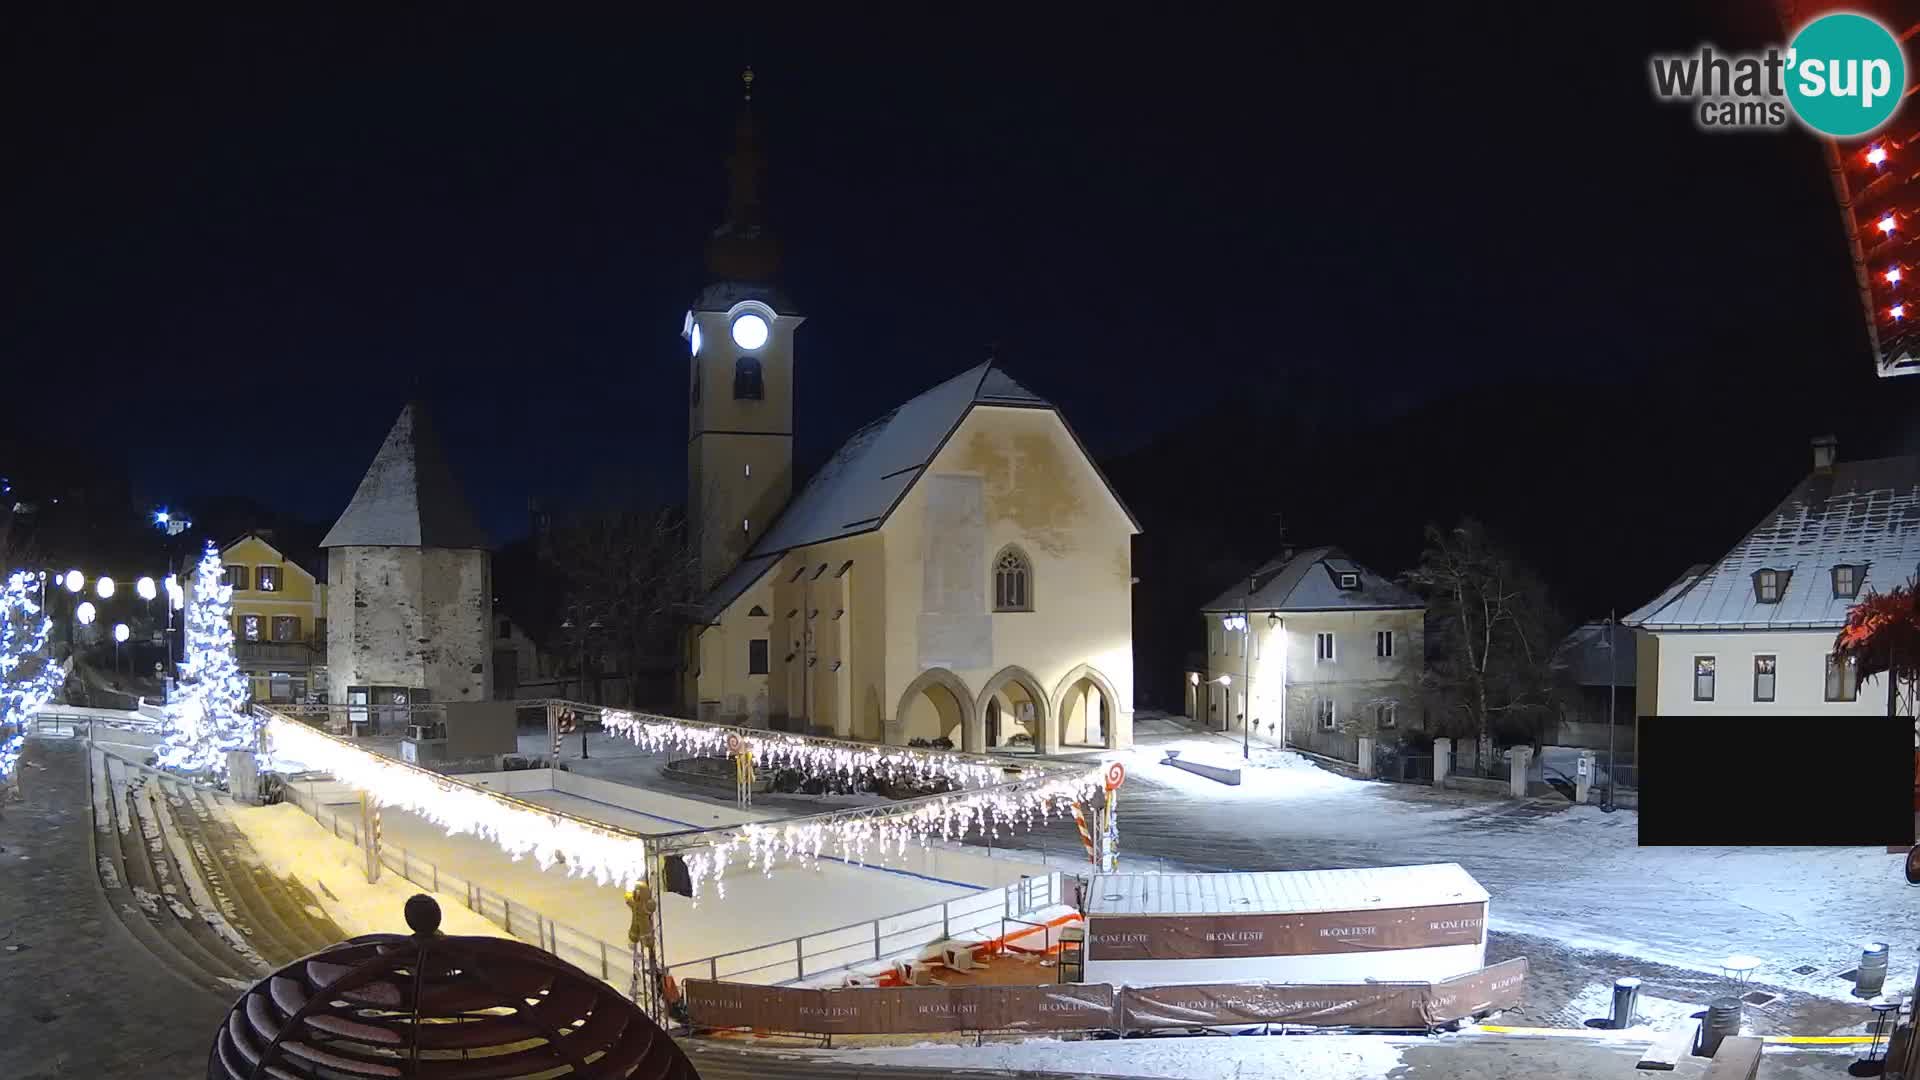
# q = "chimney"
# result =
<box><xmin>1812</xmin><ymin>434</ymin><xmax>1838</xmax><ymax>472</ymax></box>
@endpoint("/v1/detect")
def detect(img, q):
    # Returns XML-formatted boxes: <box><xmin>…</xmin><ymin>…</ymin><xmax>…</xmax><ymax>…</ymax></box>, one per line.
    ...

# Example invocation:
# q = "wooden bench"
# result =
<box><xmin>1700</xmin><ymin>1036</ymin><xmax>1763</xmax><ymax>1080</ymax></box>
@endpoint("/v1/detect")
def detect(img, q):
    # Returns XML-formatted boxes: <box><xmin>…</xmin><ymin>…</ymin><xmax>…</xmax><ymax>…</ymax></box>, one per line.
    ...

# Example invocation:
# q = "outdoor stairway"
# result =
<box><xmin>89</xmin><ymin>747</ymin><xmax>344</xmax><ymax>994</ymax></box>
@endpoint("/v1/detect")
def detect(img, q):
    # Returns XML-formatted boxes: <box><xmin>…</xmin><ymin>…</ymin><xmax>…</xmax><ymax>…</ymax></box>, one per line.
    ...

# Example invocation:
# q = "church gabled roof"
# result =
<box><xmin>321</xmin><ymin>402</ymin><xmax>490</xmax><ymax>550</ymax></box>
<box><xmin>690</xmin><ymin>361</ymin><xmax>1138</xmax><ymax>622</ymax></box>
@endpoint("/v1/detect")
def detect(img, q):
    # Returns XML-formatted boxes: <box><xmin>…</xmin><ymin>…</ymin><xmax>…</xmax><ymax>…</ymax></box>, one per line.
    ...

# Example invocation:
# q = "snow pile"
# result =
<box><xmin>224</xmin><ymin>801</ymin><xmax>508</xmax><ymax>941</ymax></box>
<box><xmin>806</xmin><ymin>1033</ymin><xmax>1409</xmax><ymax>1078</ymax></box>
<box><xmin>1555</xmin><ymin>983</ymin><xmax>1708</xmax><ymax>1037</ymax></box>
<box><xmin>1113</xmin><ymin>739</ymin><xmax>1361</xmax><ymax>801</ymax></box>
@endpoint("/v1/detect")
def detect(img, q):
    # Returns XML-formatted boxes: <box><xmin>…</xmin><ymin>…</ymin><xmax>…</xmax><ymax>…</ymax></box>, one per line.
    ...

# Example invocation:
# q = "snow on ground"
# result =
<box><xmin>1549</xmin><ymin>982</ymin><xmax>1714</xmax><ymax>1037</ymax></box>
<box><xmin>1105</xmin><ymin>738</ymin><xmax>1367</xmax><ymax>801</ymax></box>
<box><xmin>798</xmin><ymin>1033</ymin><xmax>1412</xmax><ymax>1079</ymax></box>
<box><xmin>224</xmin><ymin>801</ymin><xmax>507</xmax><ymax>940</ymax></box>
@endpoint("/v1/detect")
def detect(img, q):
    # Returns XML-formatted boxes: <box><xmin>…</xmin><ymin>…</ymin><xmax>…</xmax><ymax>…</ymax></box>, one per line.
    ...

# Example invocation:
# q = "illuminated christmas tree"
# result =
<box><xmin>156</xmin><ymin>541</ymin><xmax>256</xmax><ymax>776</ymax></box>
<box><xmin>1</xmin><ymin>570</ymin><xmax>64</xmax><ymax>784</ymax></box>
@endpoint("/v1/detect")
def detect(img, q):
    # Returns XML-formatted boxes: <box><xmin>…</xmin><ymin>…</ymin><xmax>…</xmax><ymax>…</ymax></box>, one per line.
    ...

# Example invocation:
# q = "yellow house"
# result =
<box><xmin>201</xmin><ymin>532</ymin><xmax>328</xmax><ymax>703</ymax></box>
<box><xmin>680</xmin><ymin>72</ymin><xmax>1139</xmax><ymax>752</ymax></box>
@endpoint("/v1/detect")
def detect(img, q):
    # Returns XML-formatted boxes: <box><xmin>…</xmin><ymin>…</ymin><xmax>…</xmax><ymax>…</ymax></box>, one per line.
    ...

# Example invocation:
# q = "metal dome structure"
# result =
<box><xmin>209</xmin><ymin>894</ymin><xmax>700</xmax><ymax>1080</ymax></box>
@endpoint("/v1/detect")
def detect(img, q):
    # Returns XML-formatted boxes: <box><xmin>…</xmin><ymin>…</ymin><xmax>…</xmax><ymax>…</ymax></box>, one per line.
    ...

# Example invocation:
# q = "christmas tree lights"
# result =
<box><xmin>156</xmin><ymin>541</ymin><xmax>257</xmax><ymax>776</ymax></box>
<box><xmin>1</xmin><ymin>571</ymin><xmax>65</xmax><ymax>780</ymax></box>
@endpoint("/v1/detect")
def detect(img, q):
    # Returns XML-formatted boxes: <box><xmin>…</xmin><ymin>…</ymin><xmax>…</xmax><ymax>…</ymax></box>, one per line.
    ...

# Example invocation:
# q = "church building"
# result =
<box><xmin>682</xmin><ymin>72</ymin><xmax>1138</xmax><ymax>752</ymax></box>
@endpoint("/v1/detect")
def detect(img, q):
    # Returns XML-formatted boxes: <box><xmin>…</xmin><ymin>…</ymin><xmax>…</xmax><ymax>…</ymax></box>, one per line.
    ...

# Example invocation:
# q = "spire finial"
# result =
<box><xmin>742</xmin><ymin>67</ymin><xmax>754</xmax><ymax>102</ymax></box>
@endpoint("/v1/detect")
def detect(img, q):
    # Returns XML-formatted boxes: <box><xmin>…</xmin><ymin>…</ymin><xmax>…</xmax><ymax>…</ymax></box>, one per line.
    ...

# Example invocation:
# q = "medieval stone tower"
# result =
<box><xmin>686</xmin><ymin>68</ymin><xmax>805</xmax><ymax>591</ymax></box>
<box><xmin>322</xmin><ymin>401</ymin><xmax>492</xmax><ymax>707</ymax></box>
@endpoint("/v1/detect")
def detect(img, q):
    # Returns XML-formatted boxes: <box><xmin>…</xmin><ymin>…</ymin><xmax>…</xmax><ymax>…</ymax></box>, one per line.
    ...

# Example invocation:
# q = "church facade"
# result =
<box><xmin>681</xmin><ymin>73</ymin><xmax>1138</xmax><ymax>752</ymax></box>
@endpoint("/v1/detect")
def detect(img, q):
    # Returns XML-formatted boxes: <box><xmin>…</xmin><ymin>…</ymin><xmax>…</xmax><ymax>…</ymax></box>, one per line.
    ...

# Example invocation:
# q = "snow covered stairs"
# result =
<box><xmin>88</xmin><ymin>749</ymin><xmax>346</xmax><ymax>996</ymax></box>
<box><xmin>91</xmin><ymin>749</ymin><xmax>257</xmax><ymax>995</ymax></box>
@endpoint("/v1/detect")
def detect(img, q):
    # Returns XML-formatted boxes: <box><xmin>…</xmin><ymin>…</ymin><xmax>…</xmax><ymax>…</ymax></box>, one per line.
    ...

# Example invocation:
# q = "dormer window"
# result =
<box><xmin>1337</xmin><ymin>572</ymin><xmax>1359</xmax><ymax>590</ymax></box>
<box><xmin>1832</xmin><ymin>564</ymin><xmax>1862</xmax><ymax>599</ymax></box>
<box><xmin>1752</xmin><ymin>568</ymin><xmax>1789</xmax><ymax>604</ymax></box>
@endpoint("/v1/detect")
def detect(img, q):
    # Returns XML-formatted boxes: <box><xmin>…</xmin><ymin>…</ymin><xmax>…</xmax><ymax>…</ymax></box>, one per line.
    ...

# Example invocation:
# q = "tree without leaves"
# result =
<box><xmin>541</xmin><ymin>502</ymin><xmax>701</xmax><ymax>706</ymax></box>
<box><xmin>1403</xmin><ymin>519</ymin><xmax>1564</xmax><ymax>751</ymax></box>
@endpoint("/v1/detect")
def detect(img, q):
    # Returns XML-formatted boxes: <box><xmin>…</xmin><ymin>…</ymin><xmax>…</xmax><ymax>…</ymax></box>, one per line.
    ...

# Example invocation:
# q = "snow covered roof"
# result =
<box><xmin>1628</xmin><ymin>455</ymin><xmax>1920</xmax><ymax>630</ymax></box>
<box><xmin>1621</xmin><ymin>565</ymin><xmax>1710</xmax><ymax>628</ymax></box>
<box><xmin>1554</xmin><ymin>621</ymin><xmax>1635</xmax><ymax>687</ymax></box>
<box><xmin>690</xmin><ymin>361</ymin><xmax>1139</xmax><ymax>622</ymax></box>
<box><xmin>1200</xmin><ymin>545</ymin><xmax>1423</xmax><ymax>614</ymax></box>
<box><xmin>321</xmin><ymin>402</ymin><xmax>490</xmax><ymax>550</ymax></box>
<box><xmin>1086</xmin><ymin>864</ymin><xmax>1488</xmax><ymax>917</ymax></box>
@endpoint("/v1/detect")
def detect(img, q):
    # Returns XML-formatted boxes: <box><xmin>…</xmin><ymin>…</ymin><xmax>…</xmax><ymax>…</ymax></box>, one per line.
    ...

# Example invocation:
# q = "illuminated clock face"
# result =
<box><xmin>690</xmin><ymin>323</ymin><xmax>702</xmax><ymax>356</ymax></box>
<box><xmin>731</xmin><ymin>313</ymin><xmax>770</xmax><ymax>351</ymax></box>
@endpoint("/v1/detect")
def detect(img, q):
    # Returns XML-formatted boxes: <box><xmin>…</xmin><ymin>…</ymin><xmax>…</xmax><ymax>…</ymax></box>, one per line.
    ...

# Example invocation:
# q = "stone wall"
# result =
<box><xmin>328</xmin><ymin>546</ymin><xmax>490</xmax><ymax>703</ymax></box>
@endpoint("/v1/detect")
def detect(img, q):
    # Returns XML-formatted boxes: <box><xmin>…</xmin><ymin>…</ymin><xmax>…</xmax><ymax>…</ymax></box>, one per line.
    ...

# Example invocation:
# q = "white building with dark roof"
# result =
<box><xmin>1193</xmin><ymin>546</ymin><xmax>1426</xmax><ymax>756</ymax></box>
<box><xmin>1624</xmin><ymin>437</ymin><xmax>1919</xmax><ymax>717</ymax></box>
<box><xmin>679</xmin><ymin>74</ymin><xmax>1139</xmax><ymax>751</ymax></box>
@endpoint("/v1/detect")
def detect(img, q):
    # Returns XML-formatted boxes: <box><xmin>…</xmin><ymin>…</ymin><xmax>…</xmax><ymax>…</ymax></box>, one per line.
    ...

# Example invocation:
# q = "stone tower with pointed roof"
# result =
<box><xmin>685</xmin><ymin>68</ymin><xmax>805</xmax><ymax>592</ymax></box>
<box><xmin>323</xmin><ymin>402</ymin><xmax>493</xmax><ymax>707</ymax></box>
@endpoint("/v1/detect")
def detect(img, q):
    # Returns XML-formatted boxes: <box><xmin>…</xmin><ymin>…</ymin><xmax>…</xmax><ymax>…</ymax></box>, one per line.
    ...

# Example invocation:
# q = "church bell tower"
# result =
<box><xmin>687</xmin><ymin>67</ymin><xmax>803</xmax><ymax>592</ymax></box>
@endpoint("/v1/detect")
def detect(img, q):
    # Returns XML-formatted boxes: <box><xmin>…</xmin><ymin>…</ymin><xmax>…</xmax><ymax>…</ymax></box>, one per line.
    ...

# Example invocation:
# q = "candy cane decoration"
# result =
<box><xmin>1072</xmin><ymin>800</ymin><xmax>1099</xmax><ymax>866</ymax></box>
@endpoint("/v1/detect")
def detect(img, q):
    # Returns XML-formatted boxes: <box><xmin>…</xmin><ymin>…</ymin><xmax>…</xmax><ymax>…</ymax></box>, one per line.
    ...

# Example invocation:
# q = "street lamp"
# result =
<box><xmin>96</xmin><ymin>575</ymin><xmax>115</xmax><ymax>599</ymax></box>
<box><xmin>63</xmin><ymin>570</ymin><xmax>83</xmax><ymax>593</ymax></box>
<box><xmin>136</xmin><ymin>576</ymin><xmax>157</xmax><ymax>601</ymax></box>
<box><xmin>76</xmin><ymin>601</ymin><xmax>96</xmax><ymax>625</ymax></box>
<box><xmin>114</xmin><ymin>622</ymin><xmax>129</xmax><ymax>676</ymax></box>
<box><xmin>1599</xmin><ymin>611</ymin><xmax>1619</xmax><ymax>813</ymax></box>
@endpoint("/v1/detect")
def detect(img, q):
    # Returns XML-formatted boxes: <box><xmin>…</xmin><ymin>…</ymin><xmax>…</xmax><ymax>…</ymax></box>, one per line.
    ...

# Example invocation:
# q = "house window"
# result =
<box><xmin>1315</xmin><ymin>632</ymin><xmax>1335</xmax><ymax>663</ymax></box>
<box><xmin>1338</xmin><ymin>572</ymin><xmax>1359</xmax><ymax>590</ymax></box>
<box><xmin>271</xmin><ymin>616</ymin><xmax>300</xmax><ymax>643</ymax></box>
<box><xmin>733</xmin><ymin>356</ymin><xmax>764</xmax><ymax>400</ymax></box>
<box><xmin>1376</xmin><ymin>701</ymin><xmax>1397</xmax><ymax>729</ymax></box>
<box><xmin>1752</xmin><ymin>568</ymin><xmax>1787</xmax><ymax>604</ymax></box>
<box><xmin>1209</xmin><ymin>621</ymin><xmax>1220</xmax><ymax>655</ymax></box>
<box><xmin>1753</xmin><ymin>655</ymin><xmax>1776</xmax><ymax>702</ymax></box>
<box><xmin>1826</xmin><ymin>653</ymin><xmax>1859</xmax><ymax>702</ymax></box>
<box><xmin>1832</xmin><ymin>564</ymin><xmax>1861</xmax><ymax>599</ymax></box>
<box><xmin>240</xmin><ymin>614</ymin><xmax>263</xmax><ymax>642</ymax></box>
<box><xmin>225</xmin><ymin>565</ymin><xmax>250</xmax><ymax>591</ymax></box>
<box><xmin>1692</xmin><ymin>656</ymin><xmax>1715</xmax><ymax>701</ymax></box>
<box><xmin>256</xmin><ymin>566</ymin><xmax>280</xmax><ymax>592</ymax></box>
<box><xmin>1316</xmin><ymin>698</ymin><xmax>1337</xmax><ymax>730</ymax></box>
<box><xmin>1375</xmin><ymin>630</ymin><xmax>1393</xmax><ymax>658</ymax></box>
<box><xmin>748</xmin><ymin>639</ymin><xmax>769</xmax><ymax>675</ymax></box>
<box><xmin>993</xmin><ymin>547</ymin><xmax>1032</xmax><ymax>611</ymax></box>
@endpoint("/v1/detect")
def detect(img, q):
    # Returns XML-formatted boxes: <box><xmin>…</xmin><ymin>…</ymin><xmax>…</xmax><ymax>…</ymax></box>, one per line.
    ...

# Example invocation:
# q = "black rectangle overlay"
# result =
<box><xmin>1638</xmin><ymin>715</ymin><xmax>1913</xmax><ymax>847</ymax></box>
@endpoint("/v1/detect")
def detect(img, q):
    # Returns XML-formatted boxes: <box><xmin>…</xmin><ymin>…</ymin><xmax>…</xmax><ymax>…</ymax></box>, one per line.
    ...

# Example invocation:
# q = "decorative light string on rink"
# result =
<box><xmin>599</xmin><ymin>708</ymin><xmax>1010</xmax><ymax>790</ymax></box>
<box><xmin>266</xmin><ymin>717</ymin><xmax>654</xmax><ymax>889</ymax></box>
<box><xmin>674</xmin><ymin>767</ymin><xmax>1102</xmax><ymax>902</ymax></box>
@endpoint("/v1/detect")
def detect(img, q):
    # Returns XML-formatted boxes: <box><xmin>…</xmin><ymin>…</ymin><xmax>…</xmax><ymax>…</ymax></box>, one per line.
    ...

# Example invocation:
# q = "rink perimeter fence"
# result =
<box><xmin>278</xmin><ymin>780</ymin><xmax>1070</xmax><ymax>996</ymax></box>
<box><xmin>683</xmin><ymin>956</ymin><xmax>1529</xmax><ymax>1039</ymax></box>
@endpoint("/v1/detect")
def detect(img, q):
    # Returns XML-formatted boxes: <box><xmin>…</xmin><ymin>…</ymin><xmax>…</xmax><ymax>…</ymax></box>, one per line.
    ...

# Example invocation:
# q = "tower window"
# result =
<box><xmin>733</xmin><ymin>356</ymin><xmax>764</xmax><ymax>400</ymax></box>
<box><xmin>1375</xmin><ymin>630</ymin><xmax>1393</xmax><ymax>658</ymax></box>
<box><xmin>993</xmin><ymin>546</ymin><xmax>1032</xmax><ymax>611</ymax></box>
<box><xmin>748</xmin><ymin>639</ymin><xmax>769</xmax><ymax>675</ymax></box>
<box><xmin>1315</xmin><ymin>632</ymin><xmax>1335</xmax><ymax>663</ymax></box>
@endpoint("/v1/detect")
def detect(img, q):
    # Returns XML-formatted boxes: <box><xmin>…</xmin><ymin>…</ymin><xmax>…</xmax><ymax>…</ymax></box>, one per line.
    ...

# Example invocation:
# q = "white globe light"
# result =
<box><xmin>76</xmin><ymin>601</ymin><xmax>97</xmax><ymax>625</ymax></box>
<box><xmin>136</xmin><ymin>576</ymin><xmax>157</xmax><ymax>601</ymax></box>
<box><xmin>63</xmin><ymin>570</ymin><xmax>83</xmax><ymax>593</ymax></box>
<box><xmin>96</xmin><ymin>576</ymin><xmax>115</xmax><ymax>599</ymax></box>
<box><xmin>114</xmin><ymin>623</ymin><xmax>130</xmax><ymax>643</ymax></box>
<box><xmin>730</xmin><ymin>312</ymin><xmax>769</xmax><ymax>350</ymax></box>
<box><xmin>690</xmin><ymin>322</ymin><xmax>703</xmax><ymax>356</ymax></box>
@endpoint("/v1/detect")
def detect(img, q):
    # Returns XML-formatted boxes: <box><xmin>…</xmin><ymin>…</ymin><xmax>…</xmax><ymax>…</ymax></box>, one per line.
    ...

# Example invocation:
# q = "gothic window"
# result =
<box><xmin>993</xmin><ymin>546</ymin><xmax>1032</xmax><ymax>611</ymax></box>
<box><xmin>733</xmin><ymin>356</ymin><xmax>764</xmax><ymax>400</ymax></box>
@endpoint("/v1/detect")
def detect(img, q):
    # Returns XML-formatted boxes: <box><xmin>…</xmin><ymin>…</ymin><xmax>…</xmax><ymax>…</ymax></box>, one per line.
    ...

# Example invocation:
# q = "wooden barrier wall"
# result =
<box><xmin>685</xmin><ymin>957</ymin><xmax>1527</xmax><ymax>1035</ymax></box>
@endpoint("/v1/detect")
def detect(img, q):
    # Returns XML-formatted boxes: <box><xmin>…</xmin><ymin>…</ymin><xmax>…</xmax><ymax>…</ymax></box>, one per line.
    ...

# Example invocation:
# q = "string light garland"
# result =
<box><xmin>673</xmin><ymin>766</ymin><xmax>1101</xmax><ymax>901</ymax></box>
<box><xmin>600</xmin><ymin>709</ymin><xmax>1017</xmax><ymax>791</ymax></box>
<box><xmin>156</xmin><ymin>541</ymin><xmax>257</xmax><ymax>777</ymax></box>
<box><xmin>266</xmin><ymin>716</ymin><xmax>655</xmax><ymax>888</ymax></box>
<box><xmin>1</xmin><ymin>570</ymin><xmax>65</xmax><ymax>780</ymax></box>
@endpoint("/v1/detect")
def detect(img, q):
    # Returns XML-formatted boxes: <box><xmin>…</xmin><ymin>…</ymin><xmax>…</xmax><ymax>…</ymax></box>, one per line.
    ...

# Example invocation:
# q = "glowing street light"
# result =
<box><xmin>166</xmin><ymin>575</ymin><xmax>184</xmax><ymax>611</ymax></box>
<box><xmin>63</xmin><ymin>570</ymin><xmax>83</xmax><ymax>593</ymax></box>
<box><xmin>95</xmin><ymin>576</ymin><xmax>115</xmax><ymax>599</ymax></box>
<box><xmin>113</xmin><ymin>623</ymin><xmax>129</xmax><ymax>643</ymax></box>
<box><xmin>136</xmin><ymin>576</ymin><xmax>157</xmax><ymax>601</ymax></box>
<box><xmin>76</xmin><ymin>601</ymin><xmax>97</xmax><ymax>625</ymax></box>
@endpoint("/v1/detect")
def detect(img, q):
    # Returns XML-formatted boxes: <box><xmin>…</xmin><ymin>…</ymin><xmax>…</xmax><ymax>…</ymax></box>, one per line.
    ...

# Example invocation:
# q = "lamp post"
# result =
<box><xmin>559</xmin><ymin>606</ymin><xmax>605</xmax><ymax>758</ymax></box>
<box><xmin>1243</xmin><ymin>575</ymin><xmax>1254</xmax><ymax>760</ymax></box>
<box><xmin>1601</xmin><ymin>610</ymin><xmax>1618</xmax><ymax>813</ymax></box>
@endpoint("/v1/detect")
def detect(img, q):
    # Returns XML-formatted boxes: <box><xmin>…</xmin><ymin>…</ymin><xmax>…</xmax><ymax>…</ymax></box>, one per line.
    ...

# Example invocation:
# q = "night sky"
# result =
<box><xmin>5</xmin><ymin>5</ymin><xmax>1918</xmax><ymax>617</ymax></box>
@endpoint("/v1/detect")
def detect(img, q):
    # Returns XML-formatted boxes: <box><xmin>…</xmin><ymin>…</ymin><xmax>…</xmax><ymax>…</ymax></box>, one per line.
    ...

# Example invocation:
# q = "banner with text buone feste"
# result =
<box><xmin>1085</xmin><ymin>902</ymin><xmax>1487</xmax><ymax>961</ymax></box>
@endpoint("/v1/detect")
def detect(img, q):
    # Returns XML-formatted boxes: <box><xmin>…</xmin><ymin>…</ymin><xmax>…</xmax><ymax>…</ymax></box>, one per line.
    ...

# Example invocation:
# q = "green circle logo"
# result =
<box><xmin>1786</xmin><ymin>13</ymin><xmax>1906</xmax><ymax>137</ymax></box>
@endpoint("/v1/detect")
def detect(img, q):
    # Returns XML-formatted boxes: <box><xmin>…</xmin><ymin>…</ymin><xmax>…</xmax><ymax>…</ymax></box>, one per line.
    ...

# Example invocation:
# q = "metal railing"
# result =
<box><xmin>664</xmin><ymin>871</ymin><xmax>1063</xmax><ymax>986</ymax></box>
<box><xmin>279</xmin><ymin>782</ymin><xmax>638</xmax><ymax>993</ymax></box>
